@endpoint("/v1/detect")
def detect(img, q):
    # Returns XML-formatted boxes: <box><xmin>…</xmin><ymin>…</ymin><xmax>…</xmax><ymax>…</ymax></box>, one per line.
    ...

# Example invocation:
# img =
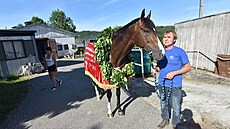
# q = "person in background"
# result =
<box><xmin>152</xmin><ymin>30</ymin><xmax>191</xmax><ymax>129</ymax></box>
<box><xmin>45</xmin><ymin>47</ymin><xmax>62</xmax><ymax>91</ymax></box>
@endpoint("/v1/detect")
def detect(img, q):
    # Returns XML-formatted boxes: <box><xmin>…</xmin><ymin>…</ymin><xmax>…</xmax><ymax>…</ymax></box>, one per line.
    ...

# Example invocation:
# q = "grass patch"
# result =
<box><xmin>0</xmin><ymin>76</ymin><xmax>31</xmax><ymax>124</ymax></box>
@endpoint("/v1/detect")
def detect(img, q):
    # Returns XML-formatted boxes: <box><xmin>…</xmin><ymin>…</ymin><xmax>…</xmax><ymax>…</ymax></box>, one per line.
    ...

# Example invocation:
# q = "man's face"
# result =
<box><xmin>163</xmin><ymin>32</ymin><xmax>175</xmax><ymax>47</ymax></box>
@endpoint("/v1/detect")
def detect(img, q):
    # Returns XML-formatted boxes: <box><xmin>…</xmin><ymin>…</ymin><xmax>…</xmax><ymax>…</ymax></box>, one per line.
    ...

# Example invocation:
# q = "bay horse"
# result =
<box><xmin>85</xmin><ymin>9</ymin><xmax>164</xmax><ymax>117</ymax></box>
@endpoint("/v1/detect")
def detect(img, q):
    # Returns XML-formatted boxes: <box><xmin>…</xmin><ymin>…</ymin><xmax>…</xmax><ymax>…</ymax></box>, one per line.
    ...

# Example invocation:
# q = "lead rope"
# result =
<box><xmin>153</xmin><ymin>68</ymin><xmax>173</xmax><ymax>106</ymax></box>
<box><xmin>161</xmin><ymin>78</ymin><xmax>173</xmax><ymax>106</ymax></box>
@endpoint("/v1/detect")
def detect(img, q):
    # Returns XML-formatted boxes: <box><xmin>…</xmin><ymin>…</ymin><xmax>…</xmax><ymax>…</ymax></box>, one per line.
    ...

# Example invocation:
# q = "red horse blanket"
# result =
<box><xmin>84</xmin><ymin>42</ymin><xmax>117</xmax><ymax>90</ymax></box>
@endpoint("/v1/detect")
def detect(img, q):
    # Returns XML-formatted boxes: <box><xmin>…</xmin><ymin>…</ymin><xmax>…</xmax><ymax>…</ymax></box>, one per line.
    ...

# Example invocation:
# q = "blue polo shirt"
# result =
<box><xmin>157</xmin><ymin>46</ymin><xmax>189</xmax><ymax>87</ymax></box>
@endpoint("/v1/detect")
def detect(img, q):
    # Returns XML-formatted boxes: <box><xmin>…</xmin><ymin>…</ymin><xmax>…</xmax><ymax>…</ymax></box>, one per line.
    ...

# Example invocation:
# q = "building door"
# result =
<box><xmin>35</xmin><ymin>38</ymin><xmax>48</xmax><ymax>66</ymax></box>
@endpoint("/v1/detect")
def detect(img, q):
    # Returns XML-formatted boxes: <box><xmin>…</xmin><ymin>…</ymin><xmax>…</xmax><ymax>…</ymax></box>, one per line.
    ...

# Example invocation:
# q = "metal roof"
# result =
<box><xmin>0</xmin><ymin>29</ymin><xmax>36</xmax><ymax>36</ymax></box>
<box><xmin>175</xmin><ymin>11</ymin><xmax>230</xmax><ymax>25</ymax></box>
<box><xmin>17</xmin><ymin>23</ymin><xmax>77</xmax><ymax>37</ymax></box>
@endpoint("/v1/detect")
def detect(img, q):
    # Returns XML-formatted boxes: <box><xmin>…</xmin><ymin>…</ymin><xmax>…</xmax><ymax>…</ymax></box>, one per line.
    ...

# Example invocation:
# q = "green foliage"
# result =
<box><xmin>17</xmin><ymin>23</ymin><xmax>24</xmax><ymax>27</ymax></box>
<box><xmin>94</xmin><ymin>27</ymin><xmax>113</xmax><ymax>79</ymax></box>
<box><xmin>31</xmin><ymin>16</ymin><xmax>46</xmax><ymax>25</ymax></box>
<box><xmin>75</xmin><ymin>25</ymin><xmax>174</xmax><ymax>45</ymax></box>
<box><xmin>98</xmin><ymin>27</ymin><xmax>114</xmax><ymax>38</ymax></box>
<box><xmin>49</xmin><ymin>9</ymin><xmax>76</xmax><ymax>32</ymax></box>
<box><xmin>6</xmin><ymin>76</ymin><xmax>20</xmax><ymax>81</ymax></box>
<box><xmin>0</xmin><ymin>77</ymin><xmax>30</xmax><ymax>123</ymax></box>
<box><xmin>110</xmin><ymin>69</ymin><xmax>127</xmax><ymax>86</ymax></box>
<box><xmin>122</xmin><ymin>62</ymin><xmax>135</xmax><ymax>76</ymax></box>
<box><xmin>156</xmin><ymin>26</ymin><xmax>175</xmax><ymax>42</ymax></box>
<box><xmin>94</xmin><ymin>27</ymin><xmax>134</xmax><ymax>86</ymax></box>
<box><xmin>75</xmin><ymin>31</ymin><xmax>101</xmax><ymax>43</ymax></box>
<box><xmin>75</xmin><ymin>26</ymin><xmax>122</xmax><ymax>44</ymax></box>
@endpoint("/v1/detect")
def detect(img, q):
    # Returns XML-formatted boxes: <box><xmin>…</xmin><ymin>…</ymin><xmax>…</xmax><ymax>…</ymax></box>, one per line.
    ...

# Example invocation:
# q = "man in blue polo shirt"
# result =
<box><xmin>153</xmin><ymin>30</ymin><xmax>191</xmax><ymax>129</ymax></box>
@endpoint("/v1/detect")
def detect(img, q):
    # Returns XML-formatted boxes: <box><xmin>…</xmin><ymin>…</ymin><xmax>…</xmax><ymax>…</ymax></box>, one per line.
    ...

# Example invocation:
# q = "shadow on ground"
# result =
<box><xmin>0</xmin><ymin>60</ymin><xmax>95</xmax><ymax>129</ymax></box>
<box><xmin>177</xmin><ymin>108</ymin><xmax>202</xmax><ymax>129</ymax></box>
<box><xmin>117</xmin><ymin>77</ymin><xmax>156</xmax><ymax>116</ymax></box>
<box><xmin>124</xmin><ymin>77</ymin><xmax>202</xmax><ymax>129</ymax></box>
<box><xmin>57</xmin><ymin>59</ymin><xmax>84</xmax><ymax>67</ymax></box>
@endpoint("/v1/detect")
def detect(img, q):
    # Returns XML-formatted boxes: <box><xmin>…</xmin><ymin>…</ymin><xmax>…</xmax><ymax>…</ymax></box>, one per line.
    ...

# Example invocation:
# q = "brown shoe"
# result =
<box><xmin>157</xmin><ymin>120</ymin><xmax>169</xmax><ymax>128</ymax></box>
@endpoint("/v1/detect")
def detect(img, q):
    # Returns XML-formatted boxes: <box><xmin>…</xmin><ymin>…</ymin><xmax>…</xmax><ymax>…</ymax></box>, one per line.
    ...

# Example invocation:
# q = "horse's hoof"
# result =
<box><xmin>107</xmin><ymin>114</ymin><xmax>113</xmax><ymax>118</ymax></box>
<box><xmin>118</xmin><ymin>110</ymin><xmax>125</xmax><ymax>116</ymax></box>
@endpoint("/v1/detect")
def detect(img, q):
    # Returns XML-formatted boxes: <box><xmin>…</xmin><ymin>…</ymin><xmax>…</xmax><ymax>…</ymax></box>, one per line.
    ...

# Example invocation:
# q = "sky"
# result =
<box><xmin>0</xmin><ymin>0</ymin><xmax>230</xmax><ymax>31</ymax></box>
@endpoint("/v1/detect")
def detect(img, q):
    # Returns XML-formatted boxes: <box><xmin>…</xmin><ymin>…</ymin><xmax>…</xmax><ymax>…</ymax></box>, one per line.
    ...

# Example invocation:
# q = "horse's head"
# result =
<box><xmin>134</xmin><ymin>9</ymin><xmax>164</xmax><ymax>60</ymax></box>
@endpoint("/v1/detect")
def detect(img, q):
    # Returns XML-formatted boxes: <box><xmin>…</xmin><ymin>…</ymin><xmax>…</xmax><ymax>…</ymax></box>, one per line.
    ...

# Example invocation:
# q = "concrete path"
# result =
<box><xmin>0</xmin><ymin>59</ymin><xmax>174</xmax><ymax>129</ymax></box>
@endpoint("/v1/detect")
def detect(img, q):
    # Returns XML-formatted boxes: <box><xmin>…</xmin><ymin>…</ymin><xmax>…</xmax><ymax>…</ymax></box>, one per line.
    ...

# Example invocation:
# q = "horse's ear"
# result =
<box><xmin>141</xmin><ymin>9</ymin><xmax>145</xmax><ymax>21</ymax></box>
<box><xmin>147</xmin><ymin>10</ymin><xmax>151</xmax><ymax>19</ymax></box>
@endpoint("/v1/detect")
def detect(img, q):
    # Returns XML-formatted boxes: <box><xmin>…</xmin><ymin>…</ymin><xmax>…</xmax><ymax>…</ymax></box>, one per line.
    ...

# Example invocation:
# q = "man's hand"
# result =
<box><xmin>151</xmin><ymin>67</ymin><xmax>160</xmax><ymax>74</ymax></box>
<box><xmin>165</xmin><ymin>63</ymin><xmax>191</xmax><ymax>80</ymax></box>
<box><xmin>166</xmin><ymin>72</ymin><xmax>175</xmax><ymax>80</ymax></box>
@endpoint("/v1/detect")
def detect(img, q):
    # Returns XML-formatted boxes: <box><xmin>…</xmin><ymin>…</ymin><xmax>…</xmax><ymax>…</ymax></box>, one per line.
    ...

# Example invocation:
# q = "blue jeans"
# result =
<box><xmin>158</xmin><ymin>85</ymin><xmax>182</xmax><ymax>126</ymax></box>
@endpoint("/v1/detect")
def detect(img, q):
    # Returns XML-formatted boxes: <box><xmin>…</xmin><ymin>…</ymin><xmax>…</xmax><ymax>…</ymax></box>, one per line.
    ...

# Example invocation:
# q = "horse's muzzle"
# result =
<box><xmin>151</xmin><ymin>50</ymin><xmax>164</xmax><ymax>61</ymax></box>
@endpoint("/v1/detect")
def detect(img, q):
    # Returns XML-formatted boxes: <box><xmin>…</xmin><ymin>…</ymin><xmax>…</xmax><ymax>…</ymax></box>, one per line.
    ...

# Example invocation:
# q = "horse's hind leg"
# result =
<box><xmin>116</xmin><ymin>87</ymin><xmax>125</xmax><ymax>116</ymax></box>
<box><xmin>91</xmin><ymin>80</ymin><xmax>101</xmax><ymax>101</ymax></box>
<box><xmin>92</xmin><ymin>80</ymin><xmax>105</xmax><ymax>101</ymax></box>
<box><xmin>107</xmin><ymin>89</ymin><xmax>113</xmax><ymax>118</ymax></box>
<box><xmin>94</xmin><ymin>86</ymin><xmax>101</xmax><ymax>101</ymax></box>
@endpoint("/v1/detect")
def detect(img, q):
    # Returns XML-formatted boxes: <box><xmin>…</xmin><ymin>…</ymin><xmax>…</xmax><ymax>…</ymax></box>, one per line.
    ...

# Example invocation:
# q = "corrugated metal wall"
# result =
<box><xmin>175</xmin><ymin>11</ymin><xmax>230</xmax><ymax>71</ymax></box>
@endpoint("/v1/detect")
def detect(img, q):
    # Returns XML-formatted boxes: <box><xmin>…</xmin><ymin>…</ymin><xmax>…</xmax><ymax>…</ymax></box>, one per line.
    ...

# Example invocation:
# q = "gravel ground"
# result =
<box><xmin>140</xmin><ymin>68</ymin><xmax>230</xmax><ymax>129</ymax></box>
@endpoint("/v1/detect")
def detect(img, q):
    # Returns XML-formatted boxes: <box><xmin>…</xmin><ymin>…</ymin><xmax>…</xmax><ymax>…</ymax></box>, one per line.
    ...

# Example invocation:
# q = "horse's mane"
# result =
<box><xmin>112</xmin><ymin>18</ymin><xmax>139</xmax><ymax>40</ymax></box>
<box><xmin>112</xmin><ymin>18</ymin><xmax>156</xmax><ymax>40</ymax></box>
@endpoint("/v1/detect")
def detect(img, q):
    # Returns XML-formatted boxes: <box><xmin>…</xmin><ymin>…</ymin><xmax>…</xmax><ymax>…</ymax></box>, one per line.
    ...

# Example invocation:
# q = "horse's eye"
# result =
<box><xmin>144</xmin><ymin>29</ymin><xmax>150</xmax><ymax>36</ymax></box>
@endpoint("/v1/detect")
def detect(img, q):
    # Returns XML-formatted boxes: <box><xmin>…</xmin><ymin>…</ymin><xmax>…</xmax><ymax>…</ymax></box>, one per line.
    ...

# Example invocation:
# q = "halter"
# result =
<box><xmin>132</xmin><ymin>21</ymin><xmax>156</xmax><ymax>53</ymax></box>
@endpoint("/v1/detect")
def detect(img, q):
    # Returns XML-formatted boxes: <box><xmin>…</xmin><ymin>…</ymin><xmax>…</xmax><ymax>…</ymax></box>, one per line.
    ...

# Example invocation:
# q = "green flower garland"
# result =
<box><xmin>94</xmin><ymin>27</ymin><xmax>134</xmax><ymax>86</ymax></box>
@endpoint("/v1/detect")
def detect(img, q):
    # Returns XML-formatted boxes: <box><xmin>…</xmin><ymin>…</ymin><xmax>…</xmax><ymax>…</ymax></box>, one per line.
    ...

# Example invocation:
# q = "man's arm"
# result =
<box><xmin>166</xmin><ymin>63</ymin><xmax>191</xmax><ymax>80</ymax></box>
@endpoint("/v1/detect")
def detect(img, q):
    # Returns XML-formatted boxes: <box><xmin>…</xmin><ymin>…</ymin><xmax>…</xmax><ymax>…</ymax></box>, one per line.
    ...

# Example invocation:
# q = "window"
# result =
<box><xmin>24</xmin><ymin>40</ymin><xmax>35</xmax><ymax>56</ymax></box>
<box><xmin>57</xmin><ymin>45</ymin><xmax>63</xmax><ymax>51</ymax></box>
<box><xmin>3</xmin><ymin>41</ymin><xmax>15</xmax><ymax>59</ymax></box>
<box><xmin>64</xmin><ymin>44</ymin><xmax>69</xmax><ymax>50</ymax></box>
<box><xmin>3</xmin><ymin>41</ymin><xmax>26</xmax><ymax>60</ymax></box>
<box><xmin>13</xmin><ymin>41</ymin><xmax>25</xmax><ymax>58</ymax></box>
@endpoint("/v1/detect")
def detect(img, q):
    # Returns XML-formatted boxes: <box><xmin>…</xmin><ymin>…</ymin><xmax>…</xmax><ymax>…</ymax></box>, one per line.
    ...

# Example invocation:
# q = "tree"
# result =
<box><xmin>17</xmin><ymin>23</ymin><xmax>24</xmax><ymax>27</ymax></box>
<box><xmin>156</xmin><ymin>26</ymin><xmax>175</xmax><ymax>42</ymax></box>
<box><xmin>49</xmin><ymin>9</ymin><xmax>76</xmax><ymax>32</ymax></box>
<box><xmin>31</xmin><ymin>16</ymin><xmax>46</xmax><ymax>24</ymax></box>
<box><xmin>112</xmin><ymin>25</ymin><xmax>122</xmax><ymax>33</ymax></box>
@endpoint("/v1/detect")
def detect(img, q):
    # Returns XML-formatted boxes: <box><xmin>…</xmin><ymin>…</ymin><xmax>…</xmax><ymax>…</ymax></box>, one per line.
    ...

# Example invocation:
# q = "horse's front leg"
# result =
<box><xmin>107</xmin><ymin>89</ymin><xmax>113</xmax><ymax>118</ymax></box>
<box><xmin>116</xmin><ymin>87</ymin><xmax>125</xmax><ymax>116</ymax></box>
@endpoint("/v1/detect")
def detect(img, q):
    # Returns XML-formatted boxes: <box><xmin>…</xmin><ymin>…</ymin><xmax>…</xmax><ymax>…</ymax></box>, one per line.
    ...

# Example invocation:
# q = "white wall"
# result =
<box><xmin>175</xmin><ymin>12</ymin><xmax>230</xmax><ymax>71</ymax></box>
<box><xmin>7</xmin><ymin>56</ymin><xmax>36</xmax><ymax>76</ymax></box>
<box><xmin>56</xmin><ymin>37</ymin><xmax>76</xmax><ymax>57</ymax></box>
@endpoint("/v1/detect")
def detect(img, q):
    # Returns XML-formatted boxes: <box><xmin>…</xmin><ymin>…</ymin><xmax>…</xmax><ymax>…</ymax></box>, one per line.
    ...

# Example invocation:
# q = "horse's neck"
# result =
<box><xmin>110</xmin><ymin>26</ymin><xmax>135</xmax><ymax>67</ymax></box>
